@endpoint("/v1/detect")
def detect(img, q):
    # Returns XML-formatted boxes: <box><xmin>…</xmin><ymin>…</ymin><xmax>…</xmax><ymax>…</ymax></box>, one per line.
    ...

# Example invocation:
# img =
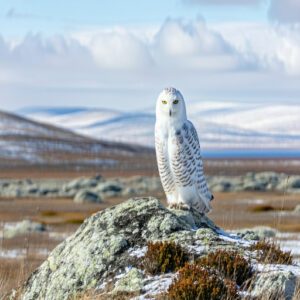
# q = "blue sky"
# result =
<box><xmin>0</xmin><ymin>0</ymin><xmax>299</xmax><ymax>111</ymax></box>
<box><xmin>0</xmin><ymin>0</ymin><xmax>268</xmax><ymax>33</ymax></box>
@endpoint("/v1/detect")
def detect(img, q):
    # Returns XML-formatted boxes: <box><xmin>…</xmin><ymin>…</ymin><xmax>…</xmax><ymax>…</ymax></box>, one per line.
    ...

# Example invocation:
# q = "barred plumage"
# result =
<box><xmin>155</xmin><ymin>87</ymin><xmax>213</xmax><ymax>214</ymax></box>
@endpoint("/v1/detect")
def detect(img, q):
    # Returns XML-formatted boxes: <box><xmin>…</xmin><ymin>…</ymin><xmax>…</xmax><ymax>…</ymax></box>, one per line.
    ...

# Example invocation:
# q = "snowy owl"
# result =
<box><xmin>155</xmin><ymin>87</ymin><xmax>213</xmax><ymax>214</ymax></box>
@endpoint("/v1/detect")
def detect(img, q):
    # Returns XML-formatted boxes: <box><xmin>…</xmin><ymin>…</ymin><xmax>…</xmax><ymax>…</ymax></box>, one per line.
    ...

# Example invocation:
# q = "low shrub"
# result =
<box><xmin>250</xmin><ymin>240</ymin><xmax>293</xmax><ymax>265</ymax></box>
<box><xmin>197</xmin><ymin>249</ymin><xmax>253</xmax><ymax>286</ymax></box>
<box><xmin>167</xmin><ymin>263</ymin><xmax>239</xmax><ymax>300</ymax></box>
<box><xmin>142</xmin><ymin>241</ymin><xmax>188</xmax><ymax>275</ymax></box>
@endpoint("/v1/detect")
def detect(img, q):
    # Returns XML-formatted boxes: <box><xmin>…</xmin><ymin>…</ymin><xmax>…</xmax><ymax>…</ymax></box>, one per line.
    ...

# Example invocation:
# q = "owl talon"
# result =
<box><xmin>178</xmin><ymin>204</ymin><xmax>190</xmax><ymax>211</ymax></box>
<box><xmin>168</xmin><ymin>203</ymin><xmax>190</xmax><ymax>211</ymax></box>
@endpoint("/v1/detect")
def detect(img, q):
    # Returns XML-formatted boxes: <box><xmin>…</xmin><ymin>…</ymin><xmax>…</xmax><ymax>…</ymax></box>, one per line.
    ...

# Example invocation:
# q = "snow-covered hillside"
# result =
<box><xmin>0</xmin><ymin>110</ymin><xmax>149</xmax><ymax>166</ymax></box>
<box><xmin>19</xmin><ymin>101</ymin><xmax>300</xmax><ymax>153</ymax></box>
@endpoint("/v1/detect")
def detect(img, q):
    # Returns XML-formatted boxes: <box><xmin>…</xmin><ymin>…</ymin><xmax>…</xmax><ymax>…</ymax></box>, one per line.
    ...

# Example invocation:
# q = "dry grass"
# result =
<box><xmin>142</xmin><ymin>241</ymin><xmax>189</xmax><ymax>275</ymax></box>
<box><xmin>0</xmin><ymin>189</ymin><xmax>299</xmax><ymax>297</ymax></box>
<box><xmin>166</xmin><ymin>263</ymin><xmax>239</xmax><ymax>300</ymax></box>
<box><xmin>37</xmin><ymin>211</ymin><xmax>89</xmax><ymax>225</ymax></box>
<box><xmin>197</xmin><ymin>250</ymin><xmax>253</xmax><ymax>286</ymax></box>
<box><xmin>293</xmin><ymin>281</ymin><xmax>300</xmax><ymax>300</ymax></box>
<box><xmin>0</xmin><ymin>257</ymin><xmax>37</xmax><ymax>299</ymax></box>
<box><xmin>250</xmin><ymin>240</ymin><xmax>293</xmax><ymax>265</ymax></box>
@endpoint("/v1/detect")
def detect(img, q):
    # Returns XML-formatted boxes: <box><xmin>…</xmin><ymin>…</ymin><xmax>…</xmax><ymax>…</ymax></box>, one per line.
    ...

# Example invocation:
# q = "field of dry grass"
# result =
<box><xmin>1</xmin><ymin>190</ymin><xmax>299</xmax><ymax>296</ymax></box>
<box><xmin>0</xmin><ymin>159</ymin><xmax>299</xmax><ymax>297</ymax></box>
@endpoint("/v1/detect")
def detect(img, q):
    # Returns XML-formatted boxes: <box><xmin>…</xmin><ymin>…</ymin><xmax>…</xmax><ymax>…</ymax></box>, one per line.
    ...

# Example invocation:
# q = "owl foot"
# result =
<box><xmin>168</xmin><ymin>203</ymin><xmax>190</xmax><ymax>211</ymax></box>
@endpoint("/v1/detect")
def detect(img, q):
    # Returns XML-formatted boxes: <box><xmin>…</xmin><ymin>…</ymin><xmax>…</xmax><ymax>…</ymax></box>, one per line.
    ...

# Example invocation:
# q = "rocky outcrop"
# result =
<box><xmin>19</xmin><ymin>197</ymin><xmax>300</xmax><ymax>300</ymax></box>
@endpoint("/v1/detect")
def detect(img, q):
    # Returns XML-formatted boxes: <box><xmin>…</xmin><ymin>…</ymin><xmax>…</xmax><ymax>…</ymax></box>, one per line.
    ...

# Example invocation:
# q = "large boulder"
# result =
<box><xmin>19</xmin><ymin>198</ymin><xmax>219</xmax><ymax>299</ymax></box>
<box><xmin>19</xmin><ymin>198</ymin><xmax>300</xmax><ymax>300</ymax></box>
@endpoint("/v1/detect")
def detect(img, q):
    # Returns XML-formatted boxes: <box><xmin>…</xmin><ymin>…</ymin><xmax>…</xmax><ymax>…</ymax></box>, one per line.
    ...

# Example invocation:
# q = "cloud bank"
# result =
<box><xmin>0</xmin><ymin>18</ymin><xmax>300</xmax><ymax>110</ymax></box>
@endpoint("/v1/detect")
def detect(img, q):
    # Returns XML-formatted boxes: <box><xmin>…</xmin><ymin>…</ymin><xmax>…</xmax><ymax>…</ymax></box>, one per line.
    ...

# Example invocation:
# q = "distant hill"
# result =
<box><xmin>19</xmin><ymin>102</ymin><xmax>300</xmax><ymax>158</ymax></box>
<box><xmin>0</xmin><ymin>110</ymin><xmax>154</xmax><ymax>170</ymax></box>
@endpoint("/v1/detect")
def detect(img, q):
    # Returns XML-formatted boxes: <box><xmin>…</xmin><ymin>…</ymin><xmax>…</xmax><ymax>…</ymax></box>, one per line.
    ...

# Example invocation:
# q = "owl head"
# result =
<box><xmin>156</xmin><ymin>87</ymin><xmax>187</xmax><ymax>120</ymax></box>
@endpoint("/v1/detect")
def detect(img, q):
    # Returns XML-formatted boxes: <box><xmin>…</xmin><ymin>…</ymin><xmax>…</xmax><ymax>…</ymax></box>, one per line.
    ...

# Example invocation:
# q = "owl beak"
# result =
<box><xmin>169</xmin><ymin>109</ymin><xmax>172</xmax><ymax>117</ymax></box>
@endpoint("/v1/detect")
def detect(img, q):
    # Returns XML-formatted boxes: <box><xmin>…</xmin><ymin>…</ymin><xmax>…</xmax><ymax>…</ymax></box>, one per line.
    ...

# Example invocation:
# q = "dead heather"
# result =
<box><xmin>142</xmin><ymin>241</ymin><xmax>189</xmax><ymax>275</ymax></box>
<box><xmin>250</xmin><ymin>240</ymin><xmax>293</xmax><ymax>265</ymax></box>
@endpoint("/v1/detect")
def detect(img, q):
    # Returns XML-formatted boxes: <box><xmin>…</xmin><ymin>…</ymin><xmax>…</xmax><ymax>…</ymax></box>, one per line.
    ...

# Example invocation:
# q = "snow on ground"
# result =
<box><xmin>134</xmin><ymin>274</ymin><xmax>175</xmax><ymax>299</ymax></box>
<box><xmin>0</xmin><ymin>248</ymin><xmax>50</xmax><ymax>259</ymax></box>
<box><xmin>276</xmin><ymin>232</ymin><xmax>300</xmax><ymax>262</ymax></box>
<box><xmin>129</xmin><ymin>246</ymin><xmax>148</xmax><ymax>259</ymax></box>
<box><xmin>256</xmin><ymin>263</ymin><xmax>300</xmax><ymax>276</ymax></box>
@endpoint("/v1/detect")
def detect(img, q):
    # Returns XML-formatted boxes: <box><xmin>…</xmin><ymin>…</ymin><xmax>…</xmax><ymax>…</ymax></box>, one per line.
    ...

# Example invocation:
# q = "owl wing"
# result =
<box><xmin>155</xmin><ymin>124</ymin><xmax>175</xmax><ymax>194</ymax></box>
<box><xmin>171</xmin><ymin>121</ymin><xmax>213</xmax><ymax>213</ymax></box>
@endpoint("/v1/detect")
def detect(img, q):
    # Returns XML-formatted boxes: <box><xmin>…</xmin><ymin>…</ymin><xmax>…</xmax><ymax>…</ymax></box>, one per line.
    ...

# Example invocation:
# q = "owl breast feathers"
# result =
<box><xmin>155</xmin><ymin>120</ymin><xmax>213</xmax><ymax>214</ymax></box>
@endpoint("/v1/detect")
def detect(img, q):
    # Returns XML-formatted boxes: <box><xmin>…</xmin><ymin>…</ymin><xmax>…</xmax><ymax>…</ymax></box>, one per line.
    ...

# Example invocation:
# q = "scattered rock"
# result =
<box><xmin>74</xmin><ymin>190</ymin><xmax>102</xmax><ymax>204</ymax></box>
<box><xmin>3</xmin><ymin>220</ymin><xmax>46</xmax><ymax>239</ymax></box>
<box><xmin>63</xmin><ymin>176</ymin><xmax>101</xmax><ymax>191</ymax></box>
<box><xmin>0</xmin><ymin>172</ymin><xmax>299</xmax><ymax>199</ymax></box>
<box><xmin>243</xmin><ymin>179</ymin><xmax>267</xmax><ymax>191</ymax></box>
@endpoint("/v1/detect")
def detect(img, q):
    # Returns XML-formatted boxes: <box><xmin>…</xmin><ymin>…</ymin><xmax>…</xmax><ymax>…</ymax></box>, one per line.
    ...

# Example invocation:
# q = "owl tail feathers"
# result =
<box><xmin>194</xmin><ymin>199</ymin><xmax>211</xmax><ymax>214</ymax></box>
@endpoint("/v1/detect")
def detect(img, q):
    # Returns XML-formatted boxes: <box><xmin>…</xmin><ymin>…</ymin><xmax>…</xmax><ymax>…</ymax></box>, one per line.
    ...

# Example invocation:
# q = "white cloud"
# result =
<box><xmin>152</xmin><ymin>18</ymin><xmax>257</xmax><ymax>71</ymax></box>
<box><xmin>0</xmin><ymin>18</ymin><xmax>300</xmax><ymax>111</ymax></box>
<box><xmin>212</xmin><ymin>22</ymin><xmax>300</xmax><ymax>75</ymax></box>
<box><xmin>89</xmin><ymin>29</ymin><xmax>153</xmax><ymax>69</ymax></box>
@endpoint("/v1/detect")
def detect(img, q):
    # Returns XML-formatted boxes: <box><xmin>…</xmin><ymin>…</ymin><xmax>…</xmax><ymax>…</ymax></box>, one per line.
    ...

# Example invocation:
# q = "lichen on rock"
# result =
<box><xmin>19</xmin><ymin>197</ymin><xmax>300</xmax><ymax>300</ymax></box>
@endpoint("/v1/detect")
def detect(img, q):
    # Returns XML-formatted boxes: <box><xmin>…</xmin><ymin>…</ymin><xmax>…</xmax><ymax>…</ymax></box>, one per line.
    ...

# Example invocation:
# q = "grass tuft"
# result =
<box><xmin>250</xmin><ymin>240</ymin><xmax>293</xmax><ymax>265</ymax></box>
<box><xmin>167</xmin><ymin>263</ymin><xmax>239</xmax><ymax>300</ymax></box>
<box><xmin>197</xmin><ymin>249</ymin><xmax>253</xmax><ymax>286</ymax></box>
<box><xmin>142</xmin><ymin>241</ymin><xmax>188</xmax><ymax>275</ymax></box>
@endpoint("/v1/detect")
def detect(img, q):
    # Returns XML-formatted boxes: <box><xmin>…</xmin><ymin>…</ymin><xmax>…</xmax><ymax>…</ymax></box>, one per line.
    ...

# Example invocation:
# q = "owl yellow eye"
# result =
<box><xmin>173</xmin><ymin>100</ymin><xmax>179</xmax><ymax>104</ymax></box>
<box><xmin>162</xmin><ymin>100</ymin><xmax>167</xmax><ymax>105</ymax></box>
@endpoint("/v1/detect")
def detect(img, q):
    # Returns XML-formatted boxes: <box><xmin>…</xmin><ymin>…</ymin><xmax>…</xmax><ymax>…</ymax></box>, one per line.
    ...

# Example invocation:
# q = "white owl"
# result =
<box><xmin>155</xmin><ymin>87</ymin><xmax>213</xmax><ymax>214</ymax></box>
